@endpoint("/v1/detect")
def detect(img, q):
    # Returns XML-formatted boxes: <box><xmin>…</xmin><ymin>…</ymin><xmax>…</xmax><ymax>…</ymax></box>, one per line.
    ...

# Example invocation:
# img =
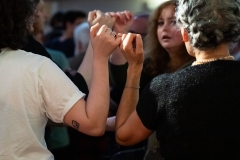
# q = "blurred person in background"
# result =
<box><xmin>44</xmin><ymin>11</ymin><xmax>64</xmax><ymax>45</ymax></box>
<box><xmin>69</xmin><ymin>22</ymin><xmax>90</xmax><ymax>71</ymax></box>
<box><xmin>32</xmin><ymin>0</ymin><xmax>70</xmax><ymax>71</ymax></box>
<box><xmin>45</xmin><ymin>10</ymin><xmax>86</xmax><ymax>58</ymax></box>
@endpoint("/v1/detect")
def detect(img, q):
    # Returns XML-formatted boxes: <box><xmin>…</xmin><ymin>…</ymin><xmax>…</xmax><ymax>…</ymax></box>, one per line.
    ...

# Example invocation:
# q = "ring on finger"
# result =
<box><xmin>111</xmin><ymin>31</ymin><xmax>117</xmax><ymax>39</ymax></box>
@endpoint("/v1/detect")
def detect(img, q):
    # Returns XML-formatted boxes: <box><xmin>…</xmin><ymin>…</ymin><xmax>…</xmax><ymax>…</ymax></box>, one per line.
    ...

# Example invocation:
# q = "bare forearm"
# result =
<box><xmin>84</xmin><ymin>57</ymin><xmax>110</xmax><ymax>134</ymax></box>
<box><xmin>78</xmin><ymin>42</ymin><xmax>93</xmax><ymax>89</ymax></box>
<box><xmin>115</xmin><ymin>65</ymin><xmax>142</xmax><ymax>130</ymax></box>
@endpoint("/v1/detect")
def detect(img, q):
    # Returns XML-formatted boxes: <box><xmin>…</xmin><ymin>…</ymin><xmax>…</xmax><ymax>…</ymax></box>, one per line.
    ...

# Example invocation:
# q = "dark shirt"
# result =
<box><xmin>109</xmin><ymin>58</ymin><xmax>153</xmax><ymax>104</ymax></box>
<box><xmin>22</xmin><ymin>35</ymin><xmax>52</xmax><ymax>60</ymax></box>
<box><xmin>109</xmin><ymin>58</ymin><xmax>193</xmax><ymax>103</ymax></box>
<box><xmin>137</xmin><ymin>60</ymin><xmax>240</xmax><ymax>160</ymax></box>
<box><xmin>44</xmin><ymin>29</ymin><xmax>62</xmax><ymax>45</ymax></box>
<box><xmin>45</xmin><ymin>37</ymin><xmax>75</xmax><ymax>58</ymax></box>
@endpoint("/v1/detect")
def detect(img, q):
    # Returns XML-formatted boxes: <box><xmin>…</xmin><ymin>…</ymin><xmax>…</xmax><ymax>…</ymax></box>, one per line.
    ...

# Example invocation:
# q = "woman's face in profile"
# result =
<box><xmin>157</xmin><ymin>4</ymin><xmax>184</xmax><ymax>51</ymax></box>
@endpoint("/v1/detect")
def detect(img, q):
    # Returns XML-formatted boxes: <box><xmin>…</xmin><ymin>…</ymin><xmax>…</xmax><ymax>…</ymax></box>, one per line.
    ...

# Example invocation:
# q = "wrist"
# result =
<box><xmin>93</xmin><ymin>55</ymin><xmax>109</xmax><ymax>64</ymax></box>
<box><xmin>127</xmin><ymin>65</ymin><xmax>142</xmax><ymax>79</ymax></box>
<box><xmin>124</xmin><ymin>85</ymin><xmax>140</xmax><ymax>89</ymax></box>
<box><xmin>127</xmin><ymin>64</ymin><xmax>143</xmax><ymax>73</ymax></box>
<box><xmin>125</xmin><ymin>70</ymin><xmax>141</xmax><ymax>88</ymax></box>
<box><xmin>93</xmin><ymin>49</ymin><xmax>110</xmax><ymax>59</ymax></box>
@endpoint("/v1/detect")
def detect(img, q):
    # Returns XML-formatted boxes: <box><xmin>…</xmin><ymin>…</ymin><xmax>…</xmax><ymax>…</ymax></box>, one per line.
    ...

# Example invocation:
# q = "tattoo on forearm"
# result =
<box><xmin>72</xmin><ymin>120</ymin><xmax>79</xmax><ymax>130</ymax></box>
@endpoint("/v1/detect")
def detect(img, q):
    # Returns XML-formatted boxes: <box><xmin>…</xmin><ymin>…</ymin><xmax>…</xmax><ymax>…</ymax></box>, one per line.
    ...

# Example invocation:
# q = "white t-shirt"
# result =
<box><xmin>0</xmin><ymin>48</ymin><xmax>85</xmax><ymax>160</ymax></box>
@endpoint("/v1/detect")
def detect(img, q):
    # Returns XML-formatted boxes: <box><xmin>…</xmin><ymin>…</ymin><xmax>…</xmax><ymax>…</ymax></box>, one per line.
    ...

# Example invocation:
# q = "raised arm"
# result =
<box><xmin>63</xmin><ymin>23</ymin><xmax>121</xmax><ymax>136</ymax></box>
<box><xmin>77</xmin><ymin>10</ymin><xmax>116</xmax><ymax>89</ymax></box>
<box><xmin>108</xmin><ymin>11</ymin><xmax>135</xmax><ymax>90</ymax></box>
<box><xmin>109</xmin><ymin>11</ymin><xmax>134</xmax><ymax>65</ymax></box>
<box><xmin>115</xmin><ymin>33</ymin><xmax>153</xmax><ymax>145</ymax></box>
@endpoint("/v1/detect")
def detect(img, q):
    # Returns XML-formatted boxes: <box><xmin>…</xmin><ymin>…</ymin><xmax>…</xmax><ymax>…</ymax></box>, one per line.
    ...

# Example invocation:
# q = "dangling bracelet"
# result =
<box><xmin>124</xmin><ymin>86</ymin><xmax>140</xmax><ymax>89</ymax></box>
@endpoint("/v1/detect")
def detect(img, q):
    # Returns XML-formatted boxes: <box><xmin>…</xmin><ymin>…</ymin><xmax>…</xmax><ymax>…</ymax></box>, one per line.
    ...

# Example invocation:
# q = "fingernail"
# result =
<box><xmin>118</xmin><ymin>33</ymin><xmax>123</xmax><ymax>37</ymax></box>
<box><xmin>136</xmin><ymin>34</ymin><xmax>141</xmax><ymax>38</ymax></box>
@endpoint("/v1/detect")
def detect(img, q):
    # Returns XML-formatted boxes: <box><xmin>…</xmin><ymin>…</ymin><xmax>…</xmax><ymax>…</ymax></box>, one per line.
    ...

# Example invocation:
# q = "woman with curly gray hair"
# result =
<box><xmin>115</xmin><ymin>0</ymin><xmax>240</xmax><ymax>159</ymax></box>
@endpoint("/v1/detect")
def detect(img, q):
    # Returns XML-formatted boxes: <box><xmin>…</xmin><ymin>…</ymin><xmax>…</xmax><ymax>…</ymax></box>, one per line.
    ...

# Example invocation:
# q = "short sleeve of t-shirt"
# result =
<box><xmin>136</xmin><ymin>74</ymin><xmax>168</xmax><ymax>130</ymax></box>
<box><xmin>38</xmin><ymin>58</ymin><xmax>85</xmax><ymax>123</ymax></box>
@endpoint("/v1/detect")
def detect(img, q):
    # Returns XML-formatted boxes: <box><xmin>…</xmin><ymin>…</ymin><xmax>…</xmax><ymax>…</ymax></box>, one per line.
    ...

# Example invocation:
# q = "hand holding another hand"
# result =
<box><xmin>111</xmin><ymin>11</ymin><xmax>134</xmax><ymax>34</ymax></box>
<box><xmin>90</xmin><ymin>23</ymin><xmax>121</xmax><ymax>59</ymax></box>
<box><xmin>120</xmin><ymin>33</ymin><xmax>144</xmax><ymax>66</ymax></box>
<box><xmin>88</xmin><ymin>10</ymin><xmax>116</xmax><ymax>29</ymax></box>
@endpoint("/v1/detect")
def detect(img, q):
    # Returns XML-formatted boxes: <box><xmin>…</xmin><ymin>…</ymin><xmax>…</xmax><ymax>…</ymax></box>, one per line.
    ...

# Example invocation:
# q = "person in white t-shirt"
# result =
<box><xmin>0</xmin><ymin>0</ymin><xmax>121</xmax><ymax>159</ymax></box>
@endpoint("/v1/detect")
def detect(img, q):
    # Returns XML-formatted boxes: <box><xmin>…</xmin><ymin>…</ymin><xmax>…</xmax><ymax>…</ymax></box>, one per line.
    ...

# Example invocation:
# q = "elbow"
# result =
<box><xmin>115</xmin><ymin>131</ymin><xmax>133</xmax><ymax>146</ymax></box>
<box><xmin>86</xmin><ymin>124</ymin><xmax>106</xmax><ymax>136</ymax></box>
<box><xmin>116</xmin><ymin>138</ymin><xmax>129</xmax><ymax>146</ymax></box>
<box><xmin>115</xmin><ymin>128</ymin><xmax>142</xmax><ymax>146</ymax></box>
<box><xmin>91</xmin><ymin>128</ymin><xmax>105</xmax><ymax>136</ymax></box>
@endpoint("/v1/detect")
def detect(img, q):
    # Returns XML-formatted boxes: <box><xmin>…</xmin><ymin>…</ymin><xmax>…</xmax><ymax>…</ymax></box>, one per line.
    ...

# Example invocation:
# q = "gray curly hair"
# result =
<box><xmin>176</xmin><ymin>0</ymin><xmax>240</xmax><ymax>49</ymax></box>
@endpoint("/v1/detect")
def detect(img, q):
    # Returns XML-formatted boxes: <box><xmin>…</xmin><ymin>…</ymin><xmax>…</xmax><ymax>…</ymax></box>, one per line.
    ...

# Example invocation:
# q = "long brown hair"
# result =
<box><xmin>144</xmin><ymin>0</ymin><xmax>188</xmax><ymax>77</ymax></box>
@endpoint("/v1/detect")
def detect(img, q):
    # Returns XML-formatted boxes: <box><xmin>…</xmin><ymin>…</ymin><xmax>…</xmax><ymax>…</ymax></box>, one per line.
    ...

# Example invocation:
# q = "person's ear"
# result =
<box><xmin>181</xmin><ymin>28</ymin><xmax>189</xmax><ymax>42</ymax></box>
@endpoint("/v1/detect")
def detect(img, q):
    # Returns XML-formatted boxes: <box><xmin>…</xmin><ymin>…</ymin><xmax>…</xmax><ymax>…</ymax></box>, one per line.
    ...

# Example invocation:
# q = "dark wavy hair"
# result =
<box><xmin>144</xmin><ymin>0</ymin><xmax>177</xmax><ymax>77</ymax></box>
<box><xmin>0</xmin><ymin>0</ymin><xmax>36</xmax><ymax>50</ymax></box>
<box><xmin>62</xmin><ymin>10</ymin><xmax>86</xmax><ymax>30</ymax></box>
<box><xmin>50</xmin><ymin>11</ymin><xmax>64</xmax><ymax>29</ymax></box>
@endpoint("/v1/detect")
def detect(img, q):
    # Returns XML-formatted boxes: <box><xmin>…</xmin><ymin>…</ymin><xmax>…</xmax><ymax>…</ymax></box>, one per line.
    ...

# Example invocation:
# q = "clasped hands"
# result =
<box><xmin>88</xmin><ymin>10</ymin><xmax>144</xmax><ymax>66</ymax></box>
